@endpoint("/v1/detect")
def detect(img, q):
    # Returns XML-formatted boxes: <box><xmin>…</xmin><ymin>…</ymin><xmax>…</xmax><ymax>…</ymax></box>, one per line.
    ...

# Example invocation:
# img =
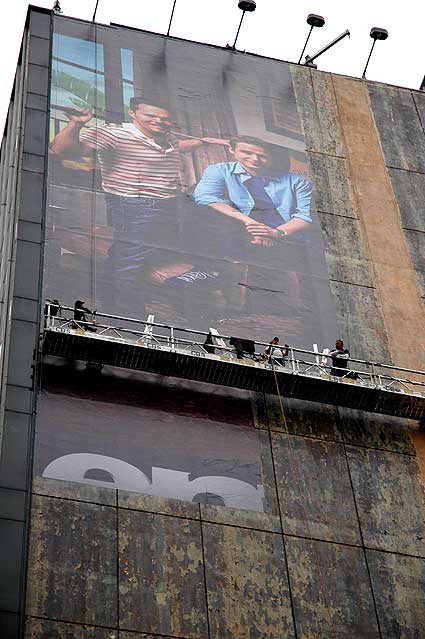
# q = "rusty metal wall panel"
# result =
<box><xmin>286</xmin><ymin>537</ymin><xmax>380</xmax><ymax>639</ymax></box>
<box><xmin>118</xmin><ymin>490</ymin><xmax>200</xmax><ymax>520</ymax></box>
<box><xmin>338</xmin><ymin>407</ymin><xmax>417</xmax><ymax>454</ymax></box>
<box><xmin>200</xmin><ymin>502</ymin><xmax>280</xmax><ymax>532</ymax></box>
<box><xmin>333</xmin><ymin>75</ymin><xmax>425</xmax><ymax>370</ymax></box>
<box><xmin>25</xmin><ymin>618</ymin><xmax>117</xmax><ymax>638</ymax></box>
<box><xmin>347</xmin><ymin>446</ymin><xmax>425</xmax><ymax>556</ymax></box>
<box><xmin>319</xmin><ymin>212</ymin><xmax>374</xmax><ymax>287</ymax></box>
<box><xmin>264</xmin><ymin>396</ymin><xmax>341</xmax><ymax>441</ymax></box>
<box><xmin>119</xmin><ymin>509</ymin><xmax>208</xmax><ymax>638</ymax></box>
<box><xmin>26</xmin><ymin>495</ymin><xmax>117</xmax><ymax>627</ymax></box>
<box><xmin>308</xmin><ymin>153</ymin><xmax>357</xmax><ymax>218</ymax></box>
<box><xmin>388</xmin><ymin>168</ymin><xmax>425</xmax><ymax>232</ymax></box>
<box><xmin>33</xmin><ymin>476</ymin><xmax>116</xmax><ymax>506</ymax></box>
<box><xmin>271</xmin><ymin>432</ymin><xmax>361</xmax><ymax>545</ymax></box>
<box><xmin>203</xmin><ymin>522</ymin><xmax>295</xmax><ymax>639</ymax></box>
<box><xmin>329</xmin><ymin>281</ymin><xmax>391</xmax><ymax>362</ymax></box>
<box><xmin>368</xmin><ymin>84</ymin><xmax>425</xmax><ymax>172</ymax></box>
<box><xmin>120</xmin><ymin>634</ymin><xmax>188</xmax><ymax>639</ymax></box>
<box><xmin>367</xmin><ymin>550</ymin><xmax>425</xmax><ymax>639</ymax></box>
<box><xmin>291</xmin><ymin>67</ymin><xmax>345</xmax><ymax>155</ymax></box>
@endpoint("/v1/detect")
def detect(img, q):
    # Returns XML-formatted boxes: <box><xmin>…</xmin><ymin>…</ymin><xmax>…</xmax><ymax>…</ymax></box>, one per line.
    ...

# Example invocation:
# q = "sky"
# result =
<box><xmin>1</xmin><ymin>0</ymin><xmax>424</xmax><ymax>134</ymax></box>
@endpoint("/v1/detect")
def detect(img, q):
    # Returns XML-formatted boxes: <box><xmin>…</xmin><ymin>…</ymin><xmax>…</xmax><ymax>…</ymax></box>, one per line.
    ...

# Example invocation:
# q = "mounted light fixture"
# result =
<box><xmin>231</xmin><ymin>0</ymin><xmax>257</xmax><ymax>50</ymax></box>
<box><xmin>303</xmin><ymin>29</ymin><xmax>350</xmax><ymax>68</ymax></box>
<box><xmin>362</xmin><ymin>27</ymin><xmax>388</xmax><ymax>79</ymax></box>
<box><xmin>298</xmin><ymin>14</ymin><xmax>325</xmax><ymax>64</ymax></box>
<box><xmin>92</xmin><ymin>0</ymin><xmax>100</xmax><ymax>21</ymax></box>
<box><xmin>420</xmin><ymin>75</ymin><xmax>425</xmax><ymax>91</ymax></box>
<box><xmin>53</xmin><ymin>0</ymin><xmax>62</xmax><ymax>14</ymax></box>
<box><xmin>167</xmin><ymin>0</ymin><xmax>178</xmax><ymax>36</ymax></box>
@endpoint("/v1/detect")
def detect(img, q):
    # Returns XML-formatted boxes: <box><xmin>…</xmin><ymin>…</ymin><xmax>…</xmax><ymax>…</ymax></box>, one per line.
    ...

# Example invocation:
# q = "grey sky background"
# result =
<box><xmin>1</xmin><ymin>0</ymin><xmax>424</xmax><ymax>134</ymax></box>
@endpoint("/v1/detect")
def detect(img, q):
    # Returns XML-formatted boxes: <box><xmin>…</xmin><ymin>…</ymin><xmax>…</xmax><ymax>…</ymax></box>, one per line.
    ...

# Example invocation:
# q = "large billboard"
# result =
<box><xmin>45</xmin><ymin>18</ymin><xmax>337</xmax><ymax>347</ymax></box>
<box><xmin>37</xmin><ymin>18</ymin><xmax>340</xmax><ymax>511</ymax></box>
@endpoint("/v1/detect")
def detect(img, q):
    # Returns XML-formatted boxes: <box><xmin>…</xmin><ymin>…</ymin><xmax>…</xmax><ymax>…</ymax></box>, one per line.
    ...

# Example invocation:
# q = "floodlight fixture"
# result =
<box><xmin>92</xmin><ymin>0</ymin><xmax>100</xmax><ymax>21</ymax></box>
<box><xmin>53</xmin><ymin>0</ymin><xmax>62</xmax><ymax>14</ymax></box>
<box><xmin>298</xmin><ymin>14</ymin><xmax>325</xmax><ymax>65</ymax></box>
<box><xmin>362</xmin><ymin>27</ymin><xmax>389</xmax><ymax>78</ymax></box>
<box><xmin>231</xmin><ymin>0</ymin><xmax>257</xmax><ymax>50</ymax></box>
<box><xmin>303</xmin><ymin>29</ymin><xmax>350</xmax><ymax>68</ymax></box>
<box><xmin>167</xmin><ymin>0</ymin><xmax>178</xmax><ymax>37</ymax></box>
<box><xmin>420</xmin><ymin>75</ymin><xmax>425</xmax><ymax>91</ymax></box>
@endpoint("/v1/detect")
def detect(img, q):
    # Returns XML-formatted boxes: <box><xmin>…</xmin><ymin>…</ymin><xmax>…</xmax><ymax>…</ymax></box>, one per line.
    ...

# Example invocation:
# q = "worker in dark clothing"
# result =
<box><xmin>328</xmin><ymin>339</ymin><xmax>357</xmax><ymax>378</ymax></box>
<box><xmin>73</xmin><ymin>300</ymin><xmax>96</xmax><ymax>331</ymax></box>
<box><xmin>261</xmin><ymin>337</ymin><xmax>289</xmax><ymax>366</ymax></box>
<box><xmin>44</xmin><ymin>299</ymin><xmax>60</xmax><ymax>317</ymax></box>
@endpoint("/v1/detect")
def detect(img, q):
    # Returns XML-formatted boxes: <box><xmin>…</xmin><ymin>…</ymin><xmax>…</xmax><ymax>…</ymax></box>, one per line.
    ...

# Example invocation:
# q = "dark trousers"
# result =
<box><xmin>104</xmin><ymin>193</ymin><xmax>179</xmax><ymax>314</ymax></box>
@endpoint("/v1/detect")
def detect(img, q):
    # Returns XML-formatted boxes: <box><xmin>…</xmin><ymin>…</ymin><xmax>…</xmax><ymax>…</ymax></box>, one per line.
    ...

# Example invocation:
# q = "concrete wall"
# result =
<box><xmin>0</xmin><ymin>7</ymin><xmax>51</xmax><ymax>639</ymax></box>
<box><xmin>1</xmin><ymin>9</ymin><xmax>425</xmax><ymax>638</ymax></box>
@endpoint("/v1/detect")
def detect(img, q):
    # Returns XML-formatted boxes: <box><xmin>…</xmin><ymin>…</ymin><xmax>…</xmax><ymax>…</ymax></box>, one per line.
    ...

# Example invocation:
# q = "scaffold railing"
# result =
<box><xmin>41</xmin><ymin>302</ymin><xmax>425</xmax><ymax>420</ymax></box>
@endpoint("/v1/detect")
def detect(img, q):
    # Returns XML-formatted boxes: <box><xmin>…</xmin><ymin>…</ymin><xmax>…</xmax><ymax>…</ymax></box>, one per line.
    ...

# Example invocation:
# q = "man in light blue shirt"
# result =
<box><xmin>193</xmin><ymin>135</ymin><xmax>313</xmax><ymax>250</ymax></box>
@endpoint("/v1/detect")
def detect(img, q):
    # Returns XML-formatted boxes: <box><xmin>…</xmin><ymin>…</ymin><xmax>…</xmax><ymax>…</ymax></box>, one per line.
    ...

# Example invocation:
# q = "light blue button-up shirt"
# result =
<box><xmin>193</xmin><ymin>162</ymin><xmax>313</xmax><ymax>224</ymax></box>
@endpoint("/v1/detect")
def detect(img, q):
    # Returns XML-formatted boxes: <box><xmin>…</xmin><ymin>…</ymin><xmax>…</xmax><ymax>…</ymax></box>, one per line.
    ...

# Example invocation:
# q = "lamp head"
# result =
<box><xmin>307</xmin><ymin>14</ymin><xmax>325</xmax><ymax>28</ymax></box>
<box><xmin>370</xmin><ymin>27</ymin><xmax>388</xmax><ymax>41</ymax></box>
<box><xmin>238</xmin><ymin>0</ymin><xmax>256</xmax><ymax>11</ymax></box>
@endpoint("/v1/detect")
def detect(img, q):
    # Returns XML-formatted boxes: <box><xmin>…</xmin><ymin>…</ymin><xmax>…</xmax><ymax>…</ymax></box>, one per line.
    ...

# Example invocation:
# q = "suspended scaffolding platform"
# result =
<box><xmin>41</xmin><ymin>304</ymin><xmax>425</xmax><ymax>421</ymax></box>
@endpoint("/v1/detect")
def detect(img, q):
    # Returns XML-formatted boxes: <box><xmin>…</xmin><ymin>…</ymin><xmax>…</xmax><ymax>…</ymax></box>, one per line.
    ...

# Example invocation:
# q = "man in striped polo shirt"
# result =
<box><xmin>51</xmin><ymin>97</ymin><xmax>228</xmax><ymax>314</ymax></box>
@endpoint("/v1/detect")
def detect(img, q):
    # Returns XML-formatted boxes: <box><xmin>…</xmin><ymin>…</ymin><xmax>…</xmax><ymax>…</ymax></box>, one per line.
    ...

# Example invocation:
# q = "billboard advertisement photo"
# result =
<box><xmin>37</xmin><ymin>18</ymin><xmax>340</xmax><ymax>511</ymax></box>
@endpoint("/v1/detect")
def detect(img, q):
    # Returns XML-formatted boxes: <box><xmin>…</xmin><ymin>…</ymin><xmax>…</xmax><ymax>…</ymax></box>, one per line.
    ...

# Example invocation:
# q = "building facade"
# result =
<box><xmin>1</xmin><ymin>6</ymin><xmax>425</xmax><ymax>638</ymax></box>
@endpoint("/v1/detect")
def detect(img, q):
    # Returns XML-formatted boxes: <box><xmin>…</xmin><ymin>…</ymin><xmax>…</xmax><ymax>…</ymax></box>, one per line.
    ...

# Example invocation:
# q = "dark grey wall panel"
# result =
<box><xmin>29</xmin><ymin>10</ymin><xmax>51</xmax><ymax>40</ymax></box>
<box><xmin>27</xmin><ymin>496</ymin><xmax>117</xmax><ymax>627</ymax></box>
<box><xmin>26</xmin><ymin>65</ymin><xmax>49</xmax><ymax>97</ymax></box>
<box><xmin>319</xmin><ymin>211</ymin><xmax>373</xmax><ymax>286</ymax></box>
<box><xmin>272</xmin><ymin>432</ymin><xmax>361</xmax><ymax>544</ymax></box>
<box><xmin>18</xmin><ymin>169</ymin><xmax>44</xmax><ymax>222</ymax></box>
<box><xmin>17</xmin><ymin>221</ymin><xmax>43</xmax><ymax>244</ymax></box>
<box><xmin>330</xmin><ymin>281</ymin><xmax>391</xmax><ymax>362</ymax></box>
<box><xmin>412</xmin><ymin>91</ymin><xmax>425</xmax><ymax>130</ymax></box>
<box><xmin>308</xmin><ymin>153</ymin><xmax>357</xmax><ymax>218</ymax></box>
<box><xmin>264</xmin><ymin>396</ymin><xmax>341</xmax><ymax>441</ymax></box>
<box><xmin>368</xmin><ymin>84</ymin><xmax>425</xmax><ymax>172</ymax></box>
<box><xmin>403</xmin><ymin>229</ymin><xmax>425</xmax><ymax>295</ymax></box>
<box><xmin>22</xmin><ymin>153</ymin><xmax>45</xmax><ymax>173</ymax></box>
<box><xmin>28</xmin><ymin>36</ymin><xmax>51</xmax><ymax>67</ymax></box>
<box><xmin>119</xmin><ymin>510</ymin><xmax>207</xmax><ymax>637</ymax></box>
<box><xmin>367</xmin><ymin>550</ymin><xmax>425</xmax><ymax>639</ymax></box>
<box><xmin>22</xmin><ymin>109</ymin><xmax>47</xmax><ymax>157</ymax></box>
<box><xmin>0</xmin><ymin>412</ymin><xmax>31</xmax><ymax>490</ymax></box>
<box><xmin>13</xmin><ymin>241</ymin><xmax>42</xmax><ymax>300</ymax></box>
<box><xmin>347</xmin><ymin>446</ymin><xmax>425</xmax><ymax>556</ymax></box>
<box><xmin>6</xmin><ymin>320</ymin><xmax>37</xmax><ymax>388</ymax></box>
<box><xmin>291</xmin><ymin>67</ymin><xmax>345</xmax><ymax>156</ymax></box>
<box><xmin>388</xmin><ymin>168</ymin><xmax>425</xmax><ymax>231</ymax></box>
<box><xmin>0</xmin><ymin>488</ymin><xmax>26</xmax><ymax>521</ymax></box>
<box><xmin>338</xmin><ymin>407</ymin><xmax>417</xmax><ymax>454</ymax></box>
<box><xmin>286</xmin><ymin>537</ymin><xmax>380</xmax><ymax>639</ymax></box>
<box><xmin>25</xmin><ymin>94</ymin><xmax>48</xmax><ymax>112</ymax></box>
<box><xmin>0</xmin><ymin>519</ymin><xmax>24</xmax><ymax>612</ymax></box>
<box><xmin>4</xmin><ymin>386</ymin><xmax>32</xmax><ymax>414</ymax></box>
<box><xmin>203</xmin><ymin>522</ymin><xmax>295</xmax><ymax>638</ymax></box>
<box><xmin>0</xmin><ymin>612</ymin><xmax>19</xmax><ymax>639</ymax></box>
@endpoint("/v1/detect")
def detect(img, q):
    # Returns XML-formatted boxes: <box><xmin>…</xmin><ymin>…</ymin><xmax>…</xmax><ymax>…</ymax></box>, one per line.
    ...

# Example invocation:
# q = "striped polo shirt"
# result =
<box><xmin>79</xmin><ymin>122</ymin><xmax>182</xmax><ymax>198</ymax></box>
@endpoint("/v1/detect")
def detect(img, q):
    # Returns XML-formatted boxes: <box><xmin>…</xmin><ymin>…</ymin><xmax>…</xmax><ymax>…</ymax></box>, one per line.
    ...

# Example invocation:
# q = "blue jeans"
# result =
<box><xmin>104</xmin><ymin>193</ymin><xmax>178</xmax><ymax>312</ymax></box>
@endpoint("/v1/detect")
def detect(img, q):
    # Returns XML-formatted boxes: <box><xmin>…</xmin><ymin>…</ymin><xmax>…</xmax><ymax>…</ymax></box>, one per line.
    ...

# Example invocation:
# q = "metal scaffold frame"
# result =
<box><xmin>41</xmin><ymin>303</ymin><xmax>425</xmax><ymax>421</ymax></box>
